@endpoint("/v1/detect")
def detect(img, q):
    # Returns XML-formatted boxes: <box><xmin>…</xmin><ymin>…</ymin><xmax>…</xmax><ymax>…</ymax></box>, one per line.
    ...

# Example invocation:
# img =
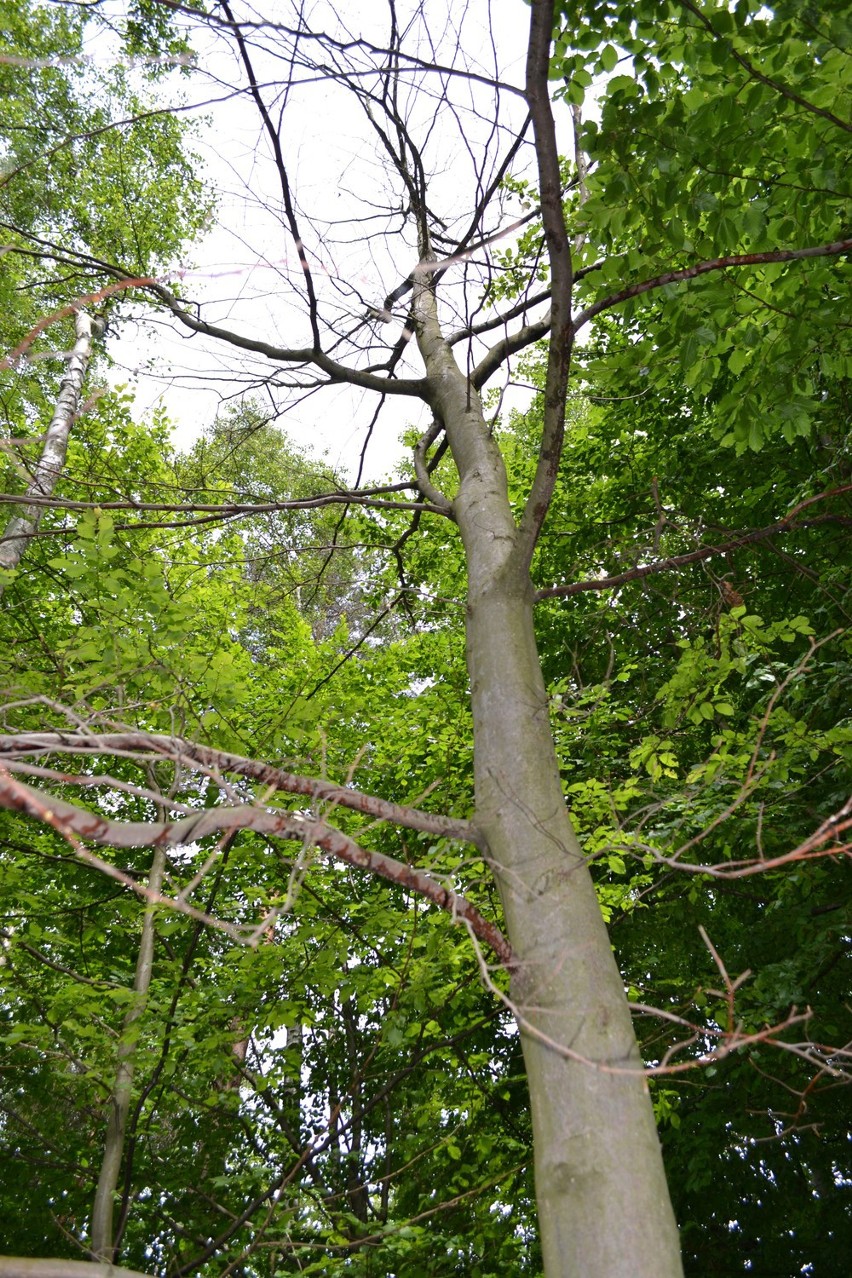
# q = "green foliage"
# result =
<box><xmin>0</xmin><ymin>0</ymin><xmax>211</xmax><ymax>486</ymax></box>
<box><xmin>549</xmin><ymin>0</ymin><xmax>851</xmax><ymax>452</ymax></box>
<box><xmin>0</xmin><ymin>390</ymin><xmax>537</xmax><ymax>1272</ymax></box>
<box><xmin>504</xmin><ymin>348</ymin><xmax>851</xmax><ymax>1272</ymax></box>
<box><xmin>0</xmin><ymin>2</ymin><xmax>849</xmax><ymax>1274</ymax></box>
<box><xmin>0</xmin><ymin>0</ymin><xmax>208</xmax><ymax>269</ymax></box>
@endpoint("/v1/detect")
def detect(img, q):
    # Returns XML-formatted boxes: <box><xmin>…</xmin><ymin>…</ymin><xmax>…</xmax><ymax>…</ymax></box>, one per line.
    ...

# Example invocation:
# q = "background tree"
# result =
<box><xmin>0</xmin><ymin>1</ymin><xmax>849</xmax><ymax>1276</ymax></box>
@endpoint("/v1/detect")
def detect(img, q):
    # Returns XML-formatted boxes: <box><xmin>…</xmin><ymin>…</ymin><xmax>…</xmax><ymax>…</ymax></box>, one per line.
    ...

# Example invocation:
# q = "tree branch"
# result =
<box><xmin>413</xmin><ymin>419</ymin><xmax>453</xmax><ymax>514</ymax></box>
<box><xmin>467</xmin><ymin>262</ymin><xmax>602</xmax><ymax>386</ymax></box>
<box><xmin>645</xmin><ymin>795</ymin><xmax>852</xmax><ymax>880</ymax></box>
<box><xmin>0</xmin><ymin>768</ymin><xmax>512</xmax><ymax>968</ymax></box>
<box><xmin>143</xmin><ymin>278</ymin><xmax>431</xmax><ymax>397</ymax></box>
<box><xmin>515</xmin><ymin>0</ymin><xmax>574</xmax><ymax>570</ymax></box>
<box><xmin>573</xmin><ymin>240</ymin><xmax>852</xmax><ymax>331</ymax></box>
<box><xmin>447</xmin><ymin>286</ymin><xmax>551</xmax><ymax>346</ymax></box>
<box><xmin>471</xmin><ymin>312</ymin><xmax>553</xmax><ymax>389</ymax></box>
<box><xmin>534</xmin><ymin>488</ymin><xmax>852</xmax><ymax>601</ymax></box>
<box><xmin>220</xmin><ymin>0</ymin><xmax>322</xmax><ymax>347</ymax></box>
<box><xmin>0</xmin><ymin>730</ymin><xmax>486</xmax><ymax>848</ymax></box>
<box><xmin>0</xmin><ymin>489</ymin><xmax>448</xmax><ymax>523</ymax></box>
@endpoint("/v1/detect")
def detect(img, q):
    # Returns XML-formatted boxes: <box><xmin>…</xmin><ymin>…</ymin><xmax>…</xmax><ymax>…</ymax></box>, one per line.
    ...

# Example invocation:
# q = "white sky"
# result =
<box><xmin>104</xmin><ymin>0</ymin><xmax>575</xmax><ymax>481</ymax></box>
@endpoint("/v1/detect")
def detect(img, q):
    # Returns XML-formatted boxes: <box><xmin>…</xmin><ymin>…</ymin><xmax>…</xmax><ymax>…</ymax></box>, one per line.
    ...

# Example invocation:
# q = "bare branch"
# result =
<box><xmin>143</xmin><ymin>278</ymin><xmax>431</xmax><ymax>397</ymax></box>
<box><xmin>0</xmin><ymin>273</ymin><xmax>162</xmax><ymax>371</ymax></box>
<box><xmin>0</xmin><ymin>770</ymin><xmax>250</xmax><ymax>942</ymax></box>
<box><xmin>0</xmin><ymin>766</ymin><xmax>511</xmax><ymax>968</ymax></box>
<box><xmin>0</xmin><ymin>488</ymin><xmax>448</xmax><ymax>523</ymax></box>
<box><xmin>0</xmin><ymin>729</ymin><xmax>486</xmax><ymax>848</ymax></box>
<box><xmin>471</xmin><ymin>310</ymin><xmax>553</xmax><ymax>389</ymax></box>
<box><xmin>413</xmin><ymin>419</ymin><xmax>453</xmax><ymax>514</ymax></box>
<box><xmin>467</xmin><ymin>257</ymin><xmax>606</xmax><ymax>386</ymax></box>
<box><xmin>647</xmin><ymin>795</ymin><xmax>852</xmax><ymax>881</ymax></box>
<box><xmin>447</xmin><ymin>286</ymin><xmax>551</xmax><ymax>346</ymax></box>
<box><xmin>220</xmin><ymin>1</ymin><xmax>322</xmax><ymax>348</ymax></box>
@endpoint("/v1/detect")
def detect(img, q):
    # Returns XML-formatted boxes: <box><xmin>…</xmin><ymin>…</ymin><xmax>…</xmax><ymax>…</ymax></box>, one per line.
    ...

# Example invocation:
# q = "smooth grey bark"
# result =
<box><xmin>412</xmin><ymin>231</ymin><xmax>683</xmax><ymax>1278</ymax></box>
<box><xmin>90</xmin><ymin>847</ymin><xmax>166</xmax><ymax>1262</ymax></box>
<box><xmin>0</xmin><ymin>310</ymin><xmax>98</xmax><ymax>592</ymax></box>
<box><xmin>0</xmin><ymin>1263</ymin><xmax>153</xmax><ymax>1278</ymax></box>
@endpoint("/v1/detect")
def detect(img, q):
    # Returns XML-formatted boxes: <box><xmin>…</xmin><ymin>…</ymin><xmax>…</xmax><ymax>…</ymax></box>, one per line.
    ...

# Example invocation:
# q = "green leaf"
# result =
<box><xmin>600</xmin><ymin>44</ymin><xmax>618</xmax><ymax>72</ymax></box>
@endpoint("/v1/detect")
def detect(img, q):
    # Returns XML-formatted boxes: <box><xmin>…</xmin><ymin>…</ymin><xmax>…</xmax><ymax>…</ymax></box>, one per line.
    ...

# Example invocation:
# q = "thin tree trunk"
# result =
<box><xmin>0</xmin><ymin>310</ymin><xmax>98</xmax><ymax>591</ymax></box>
<box><xmin>90</xmin><ymin>846</ymin><xmax>166</xmax><ymax>1262</ymax></box>
<box><xmin>0</xmin><ymin>311</ymin><xmax>97</xmax><ymax>585</ymax></box>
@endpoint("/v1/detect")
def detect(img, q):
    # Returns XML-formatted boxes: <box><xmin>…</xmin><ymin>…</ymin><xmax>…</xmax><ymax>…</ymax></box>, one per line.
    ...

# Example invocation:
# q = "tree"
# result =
<box><xmin>0</xmin><ymin>1</ymin><xmax>849</xmax><ymax>1275</ymax></box>
<box><xmin>504</xmin><ymin>356</ymin><xmax>852</xmax><ymax>1273</ymax></box>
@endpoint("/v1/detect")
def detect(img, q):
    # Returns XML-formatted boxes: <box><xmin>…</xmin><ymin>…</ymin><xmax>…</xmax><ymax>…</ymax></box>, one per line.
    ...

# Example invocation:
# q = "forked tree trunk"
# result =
<box><xmin>413</xmin><ymin>283</ymin><xmax>683</xmax><ymax>1278</ymax></box>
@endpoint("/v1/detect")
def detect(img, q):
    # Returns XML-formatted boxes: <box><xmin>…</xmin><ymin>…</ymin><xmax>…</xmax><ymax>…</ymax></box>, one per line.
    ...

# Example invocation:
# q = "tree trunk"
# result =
<box><xmin>90</xmin><ymin>846</ymin><xmax>166</xmax><ymax>1262</ymax></box>
<box><xmin>465</xmin><ymin>566</ymin><xmax>682</xmax><ymax>1278</ymax></box>
<box><xmin>413</xmin><ymin>278</ymin><xmax>683</xmax><ymax>1277</ymax></box>
<box><xmin>0</xmin><ymin>310</ymin><xmax>98</xmax><ymax>591</ymax></box>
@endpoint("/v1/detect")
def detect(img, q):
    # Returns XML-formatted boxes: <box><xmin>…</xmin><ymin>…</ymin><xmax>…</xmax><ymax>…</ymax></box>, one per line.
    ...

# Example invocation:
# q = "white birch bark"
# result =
<box><xmin>0</xmin><ymin>310</ymin><xmax>97</xmax><ymax>590</ymax></box>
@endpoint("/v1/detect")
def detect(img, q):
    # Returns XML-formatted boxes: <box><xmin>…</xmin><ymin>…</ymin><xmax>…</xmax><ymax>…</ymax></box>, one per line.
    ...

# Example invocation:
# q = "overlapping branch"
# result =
<box><xmin>642</xmin><ymin>796</ymin><xmax>852</xmax><ymax>881</ymax></box>
<box><xmin>0</xmin><ymin>487</ymin><xmax>448</xmax><ymax>530</ymax></box>
<box><xmin>0</xmin><ymin>729</ymin><xmax>485</xmax><ymax>846</ymax></box>
<box><xmin>0</xmin><ymin>735</ymin><xmax>512</xmax><ymax>969</ymax></box>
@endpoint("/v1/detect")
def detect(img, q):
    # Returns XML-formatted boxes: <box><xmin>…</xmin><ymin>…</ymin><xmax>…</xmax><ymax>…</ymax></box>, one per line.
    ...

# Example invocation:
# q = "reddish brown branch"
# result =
<box><xmin>0</xmin><ymin>729</ymin><xmax>485</xmax><ymax>848</ymax></box>
<box><xmin>534</xmin><ymin>486</ymin><xmax>852</xmax><ymax>601</ymax></box>
<box><xmin>573</xmin><ymin>239</ymin><xmax>852</xmax><ymax>331</ymax></box>
<box><xmin>0</xmin><ymin>766</ymin><xmax>512</xmax><ymax>969</ymax></box>
<box><xmin>633</xmin><ymin>796</ymin><xmax>852</xmax><ymax>881</ymax></box>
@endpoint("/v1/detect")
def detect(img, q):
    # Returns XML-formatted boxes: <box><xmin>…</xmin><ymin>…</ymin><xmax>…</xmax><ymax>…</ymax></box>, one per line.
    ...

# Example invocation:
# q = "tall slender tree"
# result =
<box><xmin>0</xmin><ymin>2</ymin><xmax>848</xmax><ymax>1275</ymax></box>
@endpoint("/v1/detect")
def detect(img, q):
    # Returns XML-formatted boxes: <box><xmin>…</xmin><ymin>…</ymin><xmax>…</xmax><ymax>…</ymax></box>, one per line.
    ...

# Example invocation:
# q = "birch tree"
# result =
<box><xmin>0</xmin><ymin>312</ymin><xmax>101</xmax><ymax>590</ymax></box>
